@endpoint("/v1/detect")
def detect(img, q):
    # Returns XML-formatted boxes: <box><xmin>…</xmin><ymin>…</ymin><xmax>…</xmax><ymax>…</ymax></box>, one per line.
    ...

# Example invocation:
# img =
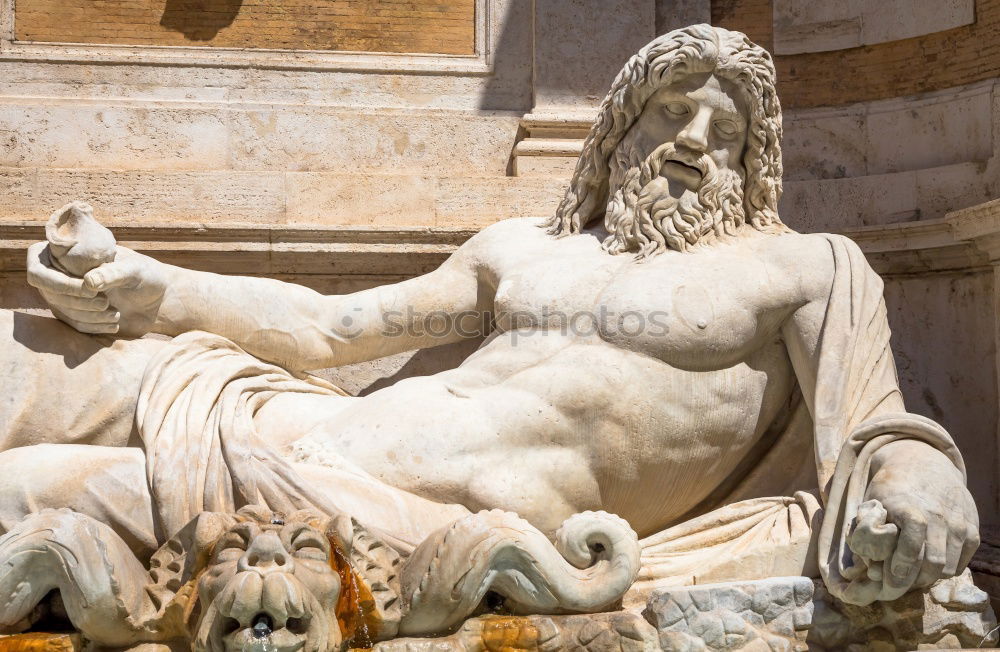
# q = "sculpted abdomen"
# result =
<box><xmin>512</xmin><ymin>338</ymin><xmax>797</xmax><ymax>534</ymax></box>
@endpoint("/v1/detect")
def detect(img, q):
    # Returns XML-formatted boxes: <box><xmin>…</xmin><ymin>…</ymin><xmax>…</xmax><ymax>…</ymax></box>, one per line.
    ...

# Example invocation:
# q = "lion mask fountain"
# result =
<box><xmin>0</xmin><ymin>506</ymin><xmax>639</xmax><ymax>650</ymax></box>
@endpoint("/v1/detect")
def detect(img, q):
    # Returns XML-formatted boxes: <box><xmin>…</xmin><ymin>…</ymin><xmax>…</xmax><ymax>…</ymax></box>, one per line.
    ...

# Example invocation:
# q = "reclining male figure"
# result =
<box><xmin>0</xmin><ymin>25</ymin><xmax>979</xmax><ymax>605</ymax></box>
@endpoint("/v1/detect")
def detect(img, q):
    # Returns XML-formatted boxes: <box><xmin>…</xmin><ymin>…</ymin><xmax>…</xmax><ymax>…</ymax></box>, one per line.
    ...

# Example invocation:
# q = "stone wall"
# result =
<box><xmin>16</xmin><ymin>0</ymin><xmax>475</xmax><ymax>54</ymax></box>
<box><xmin>719</xmin><ymin>0</ymin><xmax>1000</xmax><ymax>109</ymax></box>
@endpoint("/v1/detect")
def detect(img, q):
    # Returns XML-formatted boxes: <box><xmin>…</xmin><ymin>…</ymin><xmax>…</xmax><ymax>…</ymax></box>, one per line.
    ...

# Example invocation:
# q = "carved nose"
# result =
<box><xmin>238</xmin><ymin>531</ymin><xmax>294</xmax><ymax>574</ymax></box>
<box><xmin>676</xmin><ymin>107</ymin><xmax>712</xmax><ymax>152</ymax></box>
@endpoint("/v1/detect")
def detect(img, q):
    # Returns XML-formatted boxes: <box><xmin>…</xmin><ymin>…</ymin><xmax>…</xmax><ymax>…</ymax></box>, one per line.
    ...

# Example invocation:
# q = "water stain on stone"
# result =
<box><xmin>479</xmin><ymin>615</ymin><xmax>540</xmax><ymax>651</ymax></box>
<box><xmin>329</xmin><ymin>540</ymin><xmax>380</xmax><ymax>649</ymax></box>
<box><xmin>0</xmin><ymin>633</ymin><xmax>81</xmax><ymax>652</ymax></box>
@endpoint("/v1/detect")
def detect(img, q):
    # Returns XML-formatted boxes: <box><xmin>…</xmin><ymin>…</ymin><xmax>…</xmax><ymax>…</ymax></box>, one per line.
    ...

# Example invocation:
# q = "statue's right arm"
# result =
<box><xmin>27</xmin><ymin>230</ymin><xmax>493</xmax><ymax>371</ymax></box>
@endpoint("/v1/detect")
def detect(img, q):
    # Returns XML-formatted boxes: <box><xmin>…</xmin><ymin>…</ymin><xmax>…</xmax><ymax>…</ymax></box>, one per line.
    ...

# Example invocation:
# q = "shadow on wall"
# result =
<box><xmin>477</xmin><ymin>0</ymin><xmax>533</xmax><ymax>112</ymax></box>
<box><xmin>160</xmin><ymin>0</ymin><xmax>244</xmax><ymax>41</ymax></box>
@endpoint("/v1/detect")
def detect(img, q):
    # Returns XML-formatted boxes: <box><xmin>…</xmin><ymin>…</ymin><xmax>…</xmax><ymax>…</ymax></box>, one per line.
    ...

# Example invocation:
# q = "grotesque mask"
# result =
<box><xmin>193</xmin><ymin>509</ymin><xmax>344</xmax><ymax>652</ymax></box>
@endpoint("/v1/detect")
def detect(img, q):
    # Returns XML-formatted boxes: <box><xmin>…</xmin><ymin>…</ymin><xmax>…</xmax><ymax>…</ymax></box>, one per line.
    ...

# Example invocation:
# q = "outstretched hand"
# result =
<box><xmin>848</xmin><ymin>440</ymin><xmax>979</xmax><ymax>601</ymax></box>
<box><xmin>27</xmin><ymin>241</ymin><xmax>168</xmax><ymax>336</ymax></box>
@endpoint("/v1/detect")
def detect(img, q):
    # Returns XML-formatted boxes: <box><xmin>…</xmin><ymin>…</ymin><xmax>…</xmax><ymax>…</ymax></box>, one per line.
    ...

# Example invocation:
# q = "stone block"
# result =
<box><xmin>782</xmin><ymin>110</ymin><xmax>867</xmax><ymax>181</ymax></box>
<box><xmin>655</xmin><ymin>0</ymin><xmax>711</xmax><ymax>34</ymax></box>
<box><xmin>533</xmin><ymin>0</ymin><xmax>655</xmax><ymax>109</ymax></box>
<box><xmin>0</xmin><ymin>168</ymin><xmax>39</xmax><ymax>218</ymax></box>
<box><xmin>373</xmin><ymin>611</ymin><xmax>660</xmax><ymax>652</ymax></box>
<box><xmin>228</xmin><ymin>109</ymin><xmax>521</xmax><ymax>176</ymax></box>
<box><xmin>514</xmin><ymin>154</ymin><xmax>577</xmax><ymax>178</ymax></box>
<box><xmin>0</xmin><ymin>104</ymin><xmax>229</xmax><ymax>171</ymax></box>
<box><xmin>435</xmin><ymin>177</ymin><xmax>563</xmax><ymax>226</ymax></box>
<box><xmin>884</xmin><ymin>271</ymin><xmax>999</xmax><ymax>524</ymax></box>
<box><xmin>915</xmin><ymin>159</ymin><xmax>1000</xmax><ymax>220</ymax></box>
<box><xmin>644</xmin><ymin>577</ymin><xmax>814</xmax><ymax>651</ymax></box>
<box><xmin>645</xmin><ymin>573</ymin><xmax>997</xmax><ymax>650</ymax></box>
<box><xmin>773</xmin><ymin>0</ymin><xmax>861</xmax><ymax>55</ymax></box>
<box><xmin>286</xmin><ymin>173</ymin><xmax>438</xmax><ymax>226</ymax></box>
<box><xmin>32</xmin><ymin>169</ymin><xmax>287</xmax><ymax>224</ymax></box>
<box><xmin>780</xmin><ymin>172</ymin><xmax>918</xmax><ymax>232</ymax></box>
<box><xmin>773</xmin><ymin>0</ymin><xmax>973</xmax><ymax>55</ymax></box>
<box><xmin>861</xmin><ymin>0</ymin><xmax>973</xmax><ymax>47</ymax></box>
<box><xmin>0</xmin><ymin>61</ymin><xmax>247</xmax><ymax>103</ymax></box>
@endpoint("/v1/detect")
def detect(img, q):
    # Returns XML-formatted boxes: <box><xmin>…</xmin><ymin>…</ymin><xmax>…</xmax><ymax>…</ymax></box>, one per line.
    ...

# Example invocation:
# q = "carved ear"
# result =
<box><xmin>148</xmin><ymin>513</ymin><xmax>238</xmax><ymax>599</ymax></box>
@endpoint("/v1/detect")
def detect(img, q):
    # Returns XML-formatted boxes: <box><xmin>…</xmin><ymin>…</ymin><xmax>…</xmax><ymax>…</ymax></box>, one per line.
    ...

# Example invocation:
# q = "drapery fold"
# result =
<box><xmin>136</xmin><ymin>332</ymin><xmax>348</xmax><ymax>537</ymax></box>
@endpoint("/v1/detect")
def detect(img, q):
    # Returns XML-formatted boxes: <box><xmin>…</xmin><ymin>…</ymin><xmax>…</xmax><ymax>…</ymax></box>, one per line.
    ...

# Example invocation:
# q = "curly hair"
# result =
<box><xmin>543</xmin><ymin>24</ymin><xmax>784</xmax><ymax>239</ymax></box>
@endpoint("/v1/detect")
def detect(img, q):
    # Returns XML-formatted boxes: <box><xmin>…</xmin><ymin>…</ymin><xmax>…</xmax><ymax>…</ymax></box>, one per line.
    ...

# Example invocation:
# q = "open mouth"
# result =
<box><xmin>662</xmin><ymin>159</ymin><xmax>704</xmax><ymax>178</ymax></box>
<box><xmin>222</xmin><ymin>612</ymin><xmax>311</xmax><ymax>652</ymax></box>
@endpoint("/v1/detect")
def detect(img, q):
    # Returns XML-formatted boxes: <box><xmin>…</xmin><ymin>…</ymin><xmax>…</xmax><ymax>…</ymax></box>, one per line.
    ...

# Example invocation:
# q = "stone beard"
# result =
<box><xmin>603</xmin><ymin>139</ymin><xmax>748</xmax><ymax>257</ymax></box>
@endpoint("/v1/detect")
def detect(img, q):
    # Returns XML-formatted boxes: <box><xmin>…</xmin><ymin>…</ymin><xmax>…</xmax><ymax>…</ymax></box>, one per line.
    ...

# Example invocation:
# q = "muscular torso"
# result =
<box><xmin>294</xmin><ymin>219</ymin><xmax>831</xmax><ymax>537</ymax></box>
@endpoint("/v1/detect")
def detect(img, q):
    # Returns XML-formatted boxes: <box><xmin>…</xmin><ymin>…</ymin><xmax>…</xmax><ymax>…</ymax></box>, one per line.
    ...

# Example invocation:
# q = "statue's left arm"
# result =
<box><xmin>780</xmin><ymin>233</ymin><xmax>979</xmax><ymax>601</ymax></box>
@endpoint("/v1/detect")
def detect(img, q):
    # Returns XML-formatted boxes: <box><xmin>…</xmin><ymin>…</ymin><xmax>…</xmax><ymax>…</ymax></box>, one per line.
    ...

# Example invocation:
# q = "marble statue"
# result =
<box><xmin>0</xmin><ymin>24</ymin><xmax>986</xmax><ymax>648</ymax></box>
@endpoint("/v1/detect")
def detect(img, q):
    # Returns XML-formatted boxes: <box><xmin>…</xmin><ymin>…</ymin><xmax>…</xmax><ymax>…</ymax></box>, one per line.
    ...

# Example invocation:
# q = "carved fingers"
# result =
<box><xmin>855</xmin><ymin>453</ymin><xmax>981</xmax><ymax>603</ymax></box>
<box><xmin>83</xmin><ymin>254</ymin><xmax>147</xmax><ymax>293</ymax></box>
<box><xmin>27</xmin><ymin>237</ymin><xmax>167</xmax><ymax>337</ymax></box>
<box><xmin>884</xmin><ymin>505</ymin><xmax>927</xmax><ymax>596</ymax></box>
<box><xmin>27</xmin><ymin>241</ymin><xmax>120</xmax><ymax>334</ymax></box>
<box><xmin>26</xmin><ymin>241</ymin><xmax>97</xmax><ymax>298</ymax></box>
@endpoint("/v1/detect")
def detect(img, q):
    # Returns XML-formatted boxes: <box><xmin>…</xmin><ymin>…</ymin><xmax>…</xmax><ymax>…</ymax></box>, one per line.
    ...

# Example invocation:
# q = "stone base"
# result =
<box><xmin>371</xmin><ymin>572</ymin><xmax>998</xmax><ymax>651</ymax></box>
<box><xmin>644</xmin><ymin>576</ymin><xmax>814</xmax><ymax>651</ymax></box>
<box><xmin>372</xmin><ymin>611</ymin><xmax>660</xmax><ymax>652</ymax></box>
<box><xmin>644</xmin><ymin>571</ymin><xmax>998</xmax><ymax>651</ymax></box>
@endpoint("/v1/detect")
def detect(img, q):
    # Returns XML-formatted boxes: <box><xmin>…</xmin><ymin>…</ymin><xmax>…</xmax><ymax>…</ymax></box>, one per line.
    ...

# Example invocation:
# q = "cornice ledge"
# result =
<box><xmin>0</xmin><ymin>221</ymin><xmax>480</xmax><ymax>277</ymax></box>
<box><xmin>0</xmin><ymin>217</ymin><xmax>990</xmax><ymax>277</ymax></box>
<box><xmin>839</xmin><ymin>218</ymin><xmax>986</xmax><ymax>274</ymax></box>
<box><xmin>947</xmin><ymin>198</ymin><xmax>1000</xmax><ymax>262</ymax></box>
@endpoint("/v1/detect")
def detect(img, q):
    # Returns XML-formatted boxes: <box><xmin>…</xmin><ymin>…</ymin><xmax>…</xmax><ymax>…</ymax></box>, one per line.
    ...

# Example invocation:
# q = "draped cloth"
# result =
<box><xmin>134</xmin><ymin>234</ymin><xmax>965</xmax><ymax>607</ymax></box>
<box><xmin>135</xmin><ymin>332</ymin><xmax>469</xmax><ymax>552</ymax></box>
<box><xmin>136</xmin><ymin>332</ymin><xmax>350</xmax><ymax>538</ymax></box>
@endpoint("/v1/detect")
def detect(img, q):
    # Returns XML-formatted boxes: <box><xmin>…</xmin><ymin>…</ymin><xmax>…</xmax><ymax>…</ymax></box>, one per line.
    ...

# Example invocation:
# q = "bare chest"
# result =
<box><xmin>490</xmin><ymin>245</ymin><xmax>796</xmax><ymax>370</ymax></box>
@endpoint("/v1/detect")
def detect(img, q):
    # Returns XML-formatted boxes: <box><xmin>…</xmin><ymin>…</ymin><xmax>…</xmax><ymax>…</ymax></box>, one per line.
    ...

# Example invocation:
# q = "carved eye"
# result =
<box><xmin>714</xmin><ymin>119</ymin><xmax>739</xmax><ymax>137</ymax></box>
<box><xmin>664</xmin><ymin>102</ymin><xmax>690</xmax><ymax>117</ymax></box>
<box><xmin>291</xmin><ymin>530</ymin><xmax>329</xmax><ymax>560</ymax></box>
<box><xmin>214</xmin><ymin>531</ymin><xmax>247</xmax><ymax>561</ymax></box>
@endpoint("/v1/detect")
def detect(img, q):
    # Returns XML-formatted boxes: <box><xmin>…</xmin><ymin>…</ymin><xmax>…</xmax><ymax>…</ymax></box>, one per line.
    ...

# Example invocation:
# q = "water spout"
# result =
<box><xmin>251</xmin><ymin>614</ymin><xmax>273</xmax><ymax>639</ymax></box>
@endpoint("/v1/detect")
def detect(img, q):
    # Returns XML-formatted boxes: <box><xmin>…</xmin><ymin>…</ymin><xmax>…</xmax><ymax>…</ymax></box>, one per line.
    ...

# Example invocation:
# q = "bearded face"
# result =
<box><xmin>602</xmin><ymin>72</ymin><xmax>752</xmax><ymax>257</ymax></box>
<box><xmin>194</xmin><ymin>515</ymin><xmax>343</xmax><ymax>652</ymax></box>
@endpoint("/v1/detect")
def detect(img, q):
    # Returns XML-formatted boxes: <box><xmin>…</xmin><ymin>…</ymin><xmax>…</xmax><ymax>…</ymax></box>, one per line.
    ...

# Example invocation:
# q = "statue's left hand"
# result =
<box><xmin>859</xmin><ymin>439</ymin><xmax>979</xmax><ymax>597</ymax></box>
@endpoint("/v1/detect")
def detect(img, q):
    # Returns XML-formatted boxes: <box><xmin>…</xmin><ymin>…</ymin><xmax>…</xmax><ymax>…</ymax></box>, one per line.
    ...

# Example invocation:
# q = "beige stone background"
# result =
<box><xmin>2</xmin><ymin>0</ymin><xmax>1000</xmax><ymax>546</ymax></box>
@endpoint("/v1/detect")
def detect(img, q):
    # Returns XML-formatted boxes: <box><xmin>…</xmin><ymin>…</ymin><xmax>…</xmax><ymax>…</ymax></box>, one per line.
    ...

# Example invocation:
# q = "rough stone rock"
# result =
<box><xmin>807</xmin><ymin>570</ymin><xmax>998</xmax><ymax>651</ymax></box>
<box><xmin>642</xmin><ymin>572</ymin><xmax>998</xmax><ymax>651</ymax></box>
<box><xmin>643</xmin><ymin>577</ymin><xmax>813</xmax><ymax>651</ymax></box>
